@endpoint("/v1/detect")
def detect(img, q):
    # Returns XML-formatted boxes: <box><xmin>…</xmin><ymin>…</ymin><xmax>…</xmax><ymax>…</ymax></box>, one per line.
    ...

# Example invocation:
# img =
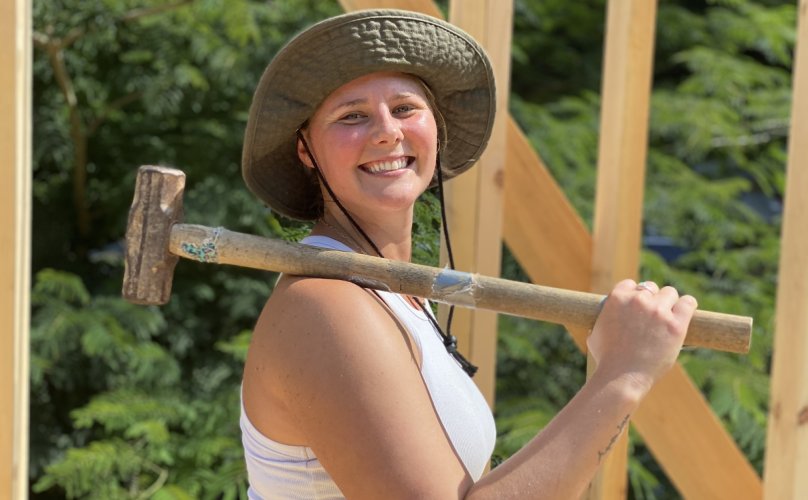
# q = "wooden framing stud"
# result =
<box><xmin>1</xmin><ymin>0</ymin><xmax>32</xmax><ymax>498</ymax></box>
<box><xmin>763</xmin><ymin>0</ymin><xmax>808</xmax><ymax>497</ymax></box>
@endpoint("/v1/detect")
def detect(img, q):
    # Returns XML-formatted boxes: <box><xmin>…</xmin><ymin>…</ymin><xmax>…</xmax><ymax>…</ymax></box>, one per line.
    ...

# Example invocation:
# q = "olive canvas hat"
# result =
<box><xmin>242</xmin><ymin>9</ymin><xmax>496</xmax><ymax>220</ymax></box>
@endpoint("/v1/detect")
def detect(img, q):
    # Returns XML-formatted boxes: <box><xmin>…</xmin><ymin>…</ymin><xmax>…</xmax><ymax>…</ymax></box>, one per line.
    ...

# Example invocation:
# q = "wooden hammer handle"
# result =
<box><xmin>169</xmin><ymin>224</ymin><xmax>753</xmax><ymax>354</ymax></box>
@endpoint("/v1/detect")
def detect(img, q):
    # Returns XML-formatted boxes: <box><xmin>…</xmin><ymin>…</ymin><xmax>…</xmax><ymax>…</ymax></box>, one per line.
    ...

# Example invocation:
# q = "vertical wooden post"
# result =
<box><xmin>0</xmin><ymin>0</ymin><xmax>32</xmax><ymax>498</ymax></box>
<box><xmin>586</xmin><ymin>0</ymin><xmax>658</xmax><ymax>498</ymax></box>
<box><xmin>338</xmin><ymin>0</ymin><xmax>443</xmax><ymax>18</ymax></box>
<box><xmin>442</xmin><ymin>0</ymin><xmax>513</xmax><ymax>406</ymax></box>
<box><xmin>763</xmin><ymin>0</ymin><xmax>808</xmax><ymax>497</ymax></box>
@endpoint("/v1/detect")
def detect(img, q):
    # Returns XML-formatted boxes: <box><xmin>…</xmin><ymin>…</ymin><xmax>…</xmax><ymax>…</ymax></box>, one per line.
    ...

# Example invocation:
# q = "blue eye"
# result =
<box><xmin>394</xmin><ymin>104</ymin><xmax>415</xmax><ymax>114</ymax></box>
<box><xmin>339</xmin><ymin>112</ymin><xmax>364</xmax><ymax>122</ymax></box>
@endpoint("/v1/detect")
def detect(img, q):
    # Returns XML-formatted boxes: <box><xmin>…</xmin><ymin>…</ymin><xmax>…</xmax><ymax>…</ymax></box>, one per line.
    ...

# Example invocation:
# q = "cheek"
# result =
<box><xmin>408</xmin><ymin>115</ymin><xmax>438</xmax><ymax>149</ymax></box>
<box><xmin>311</xmin><ymin>128</ymin><xmax>366</xmax><ymax>167</ymax></box>
<box><xmin>416</xmin><ymin>122</ymin><xmax>437</xmax><ymax>147</ymax></box>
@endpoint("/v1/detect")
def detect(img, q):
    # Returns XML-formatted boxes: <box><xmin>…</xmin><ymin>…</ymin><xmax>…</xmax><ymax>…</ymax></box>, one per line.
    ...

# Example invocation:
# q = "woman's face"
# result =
<box><xmin>298</xmin><ymin>72</ymin><xmax>438</xmax><ymax>219</ymax></box>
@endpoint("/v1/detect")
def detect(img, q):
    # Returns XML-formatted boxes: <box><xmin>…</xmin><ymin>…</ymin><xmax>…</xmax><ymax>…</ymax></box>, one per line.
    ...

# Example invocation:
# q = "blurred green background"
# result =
<box><xmin>30</xmin><ymin>0</ymin><xmax>791</xmax><ymax>498</ymax></box>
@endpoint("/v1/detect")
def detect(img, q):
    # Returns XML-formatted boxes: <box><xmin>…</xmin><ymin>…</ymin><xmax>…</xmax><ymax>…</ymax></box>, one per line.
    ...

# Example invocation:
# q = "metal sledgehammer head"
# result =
<box><xmin>122</xmin><ymin>165</ymin><xmax>186</xmax><ymax>305</ymax></box>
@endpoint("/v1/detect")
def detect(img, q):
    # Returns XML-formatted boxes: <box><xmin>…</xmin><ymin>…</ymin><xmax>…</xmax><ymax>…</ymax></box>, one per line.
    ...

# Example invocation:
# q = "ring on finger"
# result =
<box><xmin>636</xmin><ymin>281</ymin><xmax>656</xmax><ymax>294</ymax></box>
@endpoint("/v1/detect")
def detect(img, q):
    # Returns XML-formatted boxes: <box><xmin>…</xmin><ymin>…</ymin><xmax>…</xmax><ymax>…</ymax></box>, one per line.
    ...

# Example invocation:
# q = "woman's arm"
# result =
<box><xmin>468</xmin><ymin>279</ymin><xmax>697</xmax><ymax>499</ymax></box>
<box><xmin>469</xmin><ymin>364</ymin><xmax>643</xmax><ymax>499</ymax></box>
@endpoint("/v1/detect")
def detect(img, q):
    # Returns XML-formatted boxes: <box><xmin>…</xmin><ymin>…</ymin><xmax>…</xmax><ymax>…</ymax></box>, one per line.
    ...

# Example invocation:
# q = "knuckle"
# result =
<box><xmin>627</xmin><ymin>293</ymin><xmax>647</xmax><ymax>307</ymax></box>
<box><xmin>650</xmin><ymin>307</ymin><xmax>668</xmax><ymax>322</ymax></box>
<box><xmin>665</xmin><ymin>317</ymin><xmax>687</xmax><ymax>336</ymax></box>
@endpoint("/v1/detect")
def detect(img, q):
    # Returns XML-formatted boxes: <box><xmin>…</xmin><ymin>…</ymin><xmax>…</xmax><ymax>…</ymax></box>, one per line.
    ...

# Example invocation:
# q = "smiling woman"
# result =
<box><xmin>239</xmin><ymin>9</ymin><xmax>698</xmax><ymax>500</ymax></box>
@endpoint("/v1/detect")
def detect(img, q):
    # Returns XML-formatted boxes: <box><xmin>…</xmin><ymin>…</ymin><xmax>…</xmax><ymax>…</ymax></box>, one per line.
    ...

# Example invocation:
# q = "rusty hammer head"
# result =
<box><xmin>122</xmin><ymin>165</ymin><xmax>186</xmax><ymax>305</ymax></box>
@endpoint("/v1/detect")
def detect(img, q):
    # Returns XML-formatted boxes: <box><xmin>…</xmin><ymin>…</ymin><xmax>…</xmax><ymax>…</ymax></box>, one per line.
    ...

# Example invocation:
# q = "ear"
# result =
<box><xmin>296</xmin><ymin>133</ymin><xmax>315</xmax><ymax>169</ymax></box>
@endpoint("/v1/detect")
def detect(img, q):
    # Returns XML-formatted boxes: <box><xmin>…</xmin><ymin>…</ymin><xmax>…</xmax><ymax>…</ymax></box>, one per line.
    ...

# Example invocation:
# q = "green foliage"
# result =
<box><xmin>30</xmin><ymin>269</ymin><xmax>171</xmax><ymax>392</ymax></box>
<box><xmin>494</xmin><ymin>314</ymin><xmax>585</xmax><ymax>460</ymax></box>
<box><xmin>34</xmin><ymin>440</ymin><xmax>145</xmax><ymax>499</ymax></box>
<box><xmin>511</xmin><ymin>0</ymin><xmax>606</xmax><ymax>102</ymax></box>
<box><xmin>30</xmin><ymin>268</ymin><xmax>247</xmax><ymax>498</ymax></box>
<box><xmin>412</xmin><ymin>191</ymin><xmax>444</xmax><ymax>267</ymax></box>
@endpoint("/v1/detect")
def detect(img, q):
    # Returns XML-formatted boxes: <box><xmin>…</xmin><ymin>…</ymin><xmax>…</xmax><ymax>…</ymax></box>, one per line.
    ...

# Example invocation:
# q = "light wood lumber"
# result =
<box><xmin>439</xmin><ymin>0</ymin><xmax>513</xmax><ymax>406</ymax></box>
<box><xmin>0</xmin><ymin>0</ymin><xmax>32</xmax><ymax>498</ymax></box>
<box><xmin>763</xmin><ymin>0</ymin><xmax>808</xmax><ymax>497</ymax></box>
<box><xmin>586</xmin><ymin>1</ymin><xmax>658</xmax><ymax>498</ymax></box>
<box><xmin>590</xmin><ymin>0</ymin><xmax>656</xmax><ymax>295</ymax></box>
<box><xmin>502</xmin><ymin>120</ymin><xmax>593</xmax><ymax>295</ymax></box>
<box><xmin>338</xmin><ymin>0</ymin><xmax>442</xmax><ymax>18</ymax></box>
<box><xmin>634</xmin><ymin>365</ymin><xmax>763</xmax><ymax>499</ymax></box>
<box><xmin>335</xmin><ymin>0</ymin><xmax>761</xmax><ymax>496</ymax></box>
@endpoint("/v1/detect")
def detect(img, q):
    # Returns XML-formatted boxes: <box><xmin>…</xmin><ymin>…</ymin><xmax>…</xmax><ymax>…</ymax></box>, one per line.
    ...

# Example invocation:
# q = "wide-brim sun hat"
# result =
<box><xmin>242</xmin><ymin>9</ymin><xmax>496</xmax><ymax>221</ymax></box>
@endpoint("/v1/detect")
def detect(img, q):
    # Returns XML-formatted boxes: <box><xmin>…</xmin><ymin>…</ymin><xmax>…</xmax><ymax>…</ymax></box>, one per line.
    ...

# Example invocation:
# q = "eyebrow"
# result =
<box><xmin>329</xmin><ymin>98</ymin><xmax>368</xmax><ymax>113</ymax></box>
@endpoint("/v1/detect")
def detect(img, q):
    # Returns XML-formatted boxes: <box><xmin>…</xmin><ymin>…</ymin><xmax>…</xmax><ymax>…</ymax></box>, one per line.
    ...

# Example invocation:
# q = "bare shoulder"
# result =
<box><xmin>245</xmin><ymin>275</ymin><xmax>421</xmax><ymax>411</ymax></box>
<box><xmin>252</xmin><ymin>275</ymin><xmax>417</xmax><ymax>370</ymax></box>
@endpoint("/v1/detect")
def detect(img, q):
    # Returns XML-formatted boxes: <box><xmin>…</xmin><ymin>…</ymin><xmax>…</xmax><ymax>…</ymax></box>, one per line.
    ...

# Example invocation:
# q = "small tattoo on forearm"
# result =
<box><xmin>598</xmin><ymin>414</ymin><xmax>630</xmax><ymax>463</ymax></box>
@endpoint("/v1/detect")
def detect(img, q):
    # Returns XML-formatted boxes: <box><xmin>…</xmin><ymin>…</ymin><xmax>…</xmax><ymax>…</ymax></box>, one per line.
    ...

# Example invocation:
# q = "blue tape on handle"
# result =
<box><xmin>432</xmin><ymin>268</ymin><xmax>479</xmax><ymax>307</ymax></box>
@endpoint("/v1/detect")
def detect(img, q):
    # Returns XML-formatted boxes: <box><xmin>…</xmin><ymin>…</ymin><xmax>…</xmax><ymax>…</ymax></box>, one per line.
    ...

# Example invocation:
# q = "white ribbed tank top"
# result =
<box><xmin>240</xmin><ymin>236</ymin><xmax>496</xmax><ymax>499</ymax></box>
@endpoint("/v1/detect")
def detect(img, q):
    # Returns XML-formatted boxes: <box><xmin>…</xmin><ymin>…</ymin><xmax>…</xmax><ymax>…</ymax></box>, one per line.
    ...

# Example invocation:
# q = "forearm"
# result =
<box><xmin>466</xmin><ymin>371</ymin><xmax>646</xmax><ymax>500</ymax></box>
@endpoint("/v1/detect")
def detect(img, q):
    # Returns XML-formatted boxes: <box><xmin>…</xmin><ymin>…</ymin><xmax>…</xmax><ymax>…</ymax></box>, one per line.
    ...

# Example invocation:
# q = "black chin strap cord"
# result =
<box><xmin>432</xmin><ymin>155</ymin><xmax>476</xmax><ymax>376</ymax></box>
<box><xmin>296</xmin><ymin>130</ymin><xmax>477</xmax><ymax>377</ymax></box>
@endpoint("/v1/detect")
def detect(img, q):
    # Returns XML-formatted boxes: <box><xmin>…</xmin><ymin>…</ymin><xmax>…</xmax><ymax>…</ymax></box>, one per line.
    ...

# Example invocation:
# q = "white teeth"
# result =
<box><xmin>365</xmin><ymin>158</ymin><xmax>409</xmax><ymax>173</ymax></box>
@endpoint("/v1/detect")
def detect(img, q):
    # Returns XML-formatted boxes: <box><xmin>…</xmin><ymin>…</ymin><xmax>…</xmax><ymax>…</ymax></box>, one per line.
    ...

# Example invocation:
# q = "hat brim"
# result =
<box><xmin>242</xmin><ymin>9</ymin><xmax>496</xmax><ymax>221</ymax></box>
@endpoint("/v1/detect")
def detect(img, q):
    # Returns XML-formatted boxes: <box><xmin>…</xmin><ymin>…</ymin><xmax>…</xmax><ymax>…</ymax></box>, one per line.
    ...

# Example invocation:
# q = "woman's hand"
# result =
<box><xmin>472</xmin><ymin>279</ymin><xmax>698</xmax><ymax>499</ymax></box>
<box><xmin>586</xmin><ymin>279</ymin><xmax>698</xmax><ymax>396</ymax></box>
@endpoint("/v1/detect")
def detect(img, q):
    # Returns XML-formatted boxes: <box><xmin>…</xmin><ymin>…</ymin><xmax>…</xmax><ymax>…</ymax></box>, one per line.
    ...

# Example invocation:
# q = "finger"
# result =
<box><xmin>613</xmin><ymin>278</ymin><xmax>639</xmax><ymax>293</ymax></box>
<box><xmin>654</xmin><ymin>285</ymin><xmax>681</xmax><ymax>309</ymax></box>
<box><xmin>671</xmin><ymin>294</ymin><xmax>699</xmax><ymax>325</ymax></box>
<box><xmin>603</xmin><ymin>279</ymin><xmax>640</xmax><ymax>304</ymax></box>
<box><xmin>635</xmin><ymin>280</ymin><xmax>660</xmax><ymax>294</ymax></box>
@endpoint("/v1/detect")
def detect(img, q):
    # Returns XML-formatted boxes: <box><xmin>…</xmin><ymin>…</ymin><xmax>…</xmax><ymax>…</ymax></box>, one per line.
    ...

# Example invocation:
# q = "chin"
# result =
<box><xmin>356</xmin><ymin>190</ymin><xmax>421</xmax><ymax>215</ymax></box>
<box><xmin>374</xmin><ymin>196</ymin><xmax>422</xmax><ymax>213</ymax></box>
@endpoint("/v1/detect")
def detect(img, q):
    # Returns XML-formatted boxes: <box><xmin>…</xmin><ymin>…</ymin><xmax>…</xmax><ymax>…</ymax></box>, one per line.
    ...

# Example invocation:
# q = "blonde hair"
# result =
<box><xmin>414</xmin><ymin>77</ymin><xmax>448</xmax><ymax>156</ymax></box>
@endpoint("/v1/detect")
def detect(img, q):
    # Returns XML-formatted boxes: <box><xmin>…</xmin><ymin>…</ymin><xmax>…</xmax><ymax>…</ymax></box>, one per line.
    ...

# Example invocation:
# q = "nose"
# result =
<box><xmin>371</xmin><ymin>108</ymin><xmax>403</xmax><ymax>145</ymax></box>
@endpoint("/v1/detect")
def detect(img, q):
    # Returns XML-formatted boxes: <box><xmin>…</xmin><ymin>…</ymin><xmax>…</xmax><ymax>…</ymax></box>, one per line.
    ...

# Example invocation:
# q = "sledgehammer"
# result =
<box><xmin>122</xmin><ymin>165</ymin><xmax>753</xmax><ymax>354</ymax></box>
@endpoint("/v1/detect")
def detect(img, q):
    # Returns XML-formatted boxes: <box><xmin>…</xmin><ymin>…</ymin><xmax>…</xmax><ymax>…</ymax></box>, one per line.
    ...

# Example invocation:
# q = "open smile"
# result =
<box><xmin>359</xmin><ymin>157</ymin><xmax>414</xmax><ymax>174</ymax></box>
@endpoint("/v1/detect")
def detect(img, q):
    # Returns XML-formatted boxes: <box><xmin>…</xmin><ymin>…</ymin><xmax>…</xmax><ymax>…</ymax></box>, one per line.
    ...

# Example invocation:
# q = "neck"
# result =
<box><xmin>314</xmin><ymin>206</ymin><xmax>414</xmax><ymax>262</ymax></box>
